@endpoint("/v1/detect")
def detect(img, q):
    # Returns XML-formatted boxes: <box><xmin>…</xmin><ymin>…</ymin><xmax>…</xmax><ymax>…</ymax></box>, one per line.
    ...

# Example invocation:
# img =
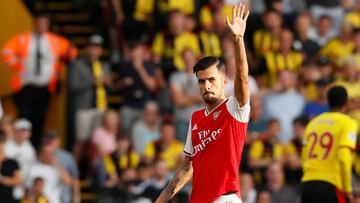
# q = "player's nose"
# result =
<box><xmin>204</xmin><ymin>80</ymin><xmax>211</xmax><ymax>90</ymax></box>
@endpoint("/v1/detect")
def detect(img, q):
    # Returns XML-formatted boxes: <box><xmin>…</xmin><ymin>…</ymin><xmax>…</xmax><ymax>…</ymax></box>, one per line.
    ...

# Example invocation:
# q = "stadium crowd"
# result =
<box><xmin>1</xmin><ymin>0</ymin><xmax>360</xmax><ymax>202</ymax></box>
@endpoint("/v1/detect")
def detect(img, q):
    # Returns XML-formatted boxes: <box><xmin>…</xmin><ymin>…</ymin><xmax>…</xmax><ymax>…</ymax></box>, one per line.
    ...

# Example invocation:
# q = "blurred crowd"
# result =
<box><xmin>2</xmin><ymin>0</ymin><xmax>360</xmax><ymax>202</ymax></box>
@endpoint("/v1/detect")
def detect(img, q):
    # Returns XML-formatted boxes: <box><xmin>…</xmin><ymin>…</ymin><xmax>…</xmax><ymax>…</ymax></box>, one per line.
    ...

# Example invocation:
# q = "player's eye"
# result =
<box><xmin>209</xmin><ymin>78</ymin><xmax>215</xmax><ymax>83</ymax></box>
<box><xmin>198</xmin><ymin>80</ymin><xmax>205</xmax><ymax>84</ymax></box>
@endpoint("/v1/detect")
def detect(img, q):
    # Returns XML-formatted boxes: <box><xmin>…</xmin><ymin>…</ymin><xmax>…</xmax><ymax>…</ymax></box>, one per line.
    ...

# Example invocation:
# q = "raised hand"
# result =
<box><xmin>226</xmin><ymin>3</ymin><xmax>250</xmax><ymax>37</ymax></box>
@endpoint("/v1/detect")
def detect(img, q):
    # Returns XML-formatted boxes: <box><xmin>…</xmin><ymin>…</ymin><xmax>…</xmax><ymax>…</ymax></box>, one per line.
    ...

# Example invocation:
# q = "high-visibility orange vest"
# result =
<box><xmin>2</xmin><ymin>32</ymin><xmax>78</xmax><ymax>93</ymax></box>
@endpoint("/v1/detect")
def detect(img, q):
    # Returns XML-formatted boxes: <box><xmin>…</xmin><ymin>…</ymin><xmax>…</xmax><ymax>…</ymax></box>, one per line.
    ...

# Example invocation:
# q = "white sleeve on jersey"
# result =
<box><xmin>184</xmin><ymin>118</ymin><xmax>193</xmax><ymax>156</ymax></box>
<box><xmin>226</xmin><ymin>96</ymin><xmax>250</xmax><ymax>123</ymax></box>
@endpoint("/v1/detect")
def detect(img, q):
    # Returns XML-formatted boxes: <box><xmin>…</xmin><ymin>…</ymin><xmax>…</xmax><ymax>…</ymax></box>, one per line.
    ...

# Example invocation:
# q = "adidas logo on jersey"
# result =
<box><xmin>192</xmin><ymin>124</ymin><xmax>198</xmax><ymax>131</ymax></box>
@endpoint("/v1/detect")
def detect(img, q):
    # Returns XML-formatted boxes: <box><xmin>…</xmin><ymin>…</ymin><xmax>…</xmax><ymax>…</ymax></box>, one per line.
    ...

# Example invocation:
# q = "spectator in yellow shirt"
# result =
<box><xmin>345</xmin><ymin>0</ymin><xmax>360</xmax><ymax>29</ymax></box>
<box><xmin>249</xmin><ymin>118</ymin><xmax>285</xmax><ymax>184</ymax></box>
<box><xmin>198</xmin><ymin>4</ymin><xmax>222</xmax><ymax>59</ymax></box>
<box><xmin>334</xmin><ymin>57</ymin><xmax>360</xmax><ymax>132</ymax></box>
<box><xmin>102</xmin><ymin>135</ymin><xmax>140</xmax><ymax>178</ymax></box>
<box><xmin>320</xmin><ymin>23</ymin><xmax>355</xmax><ymax>63</ymax></box>
<box><xmin>257</xmin><ymin>29</ymin><xmax>303</xmax><ymax>87</ymax></box>
<box><xmin>152</xmin><ymin>10</ymin><xmax>200</xmax><ymax>79</ymax></box>
<box><xmin>154</xmin><ymin>0</ymin><xmax>195</xmax><ymax>31</ymax></box>
<box><xmin>351</xmin><ymin>28</ymin><xmax>360</xmax><ymax>71</ymax></box>
<box><xmin>253</xmin><ymin>10</ymin><xmax>282</xmax><ymax>57</ymax></box>
<box><xmin>143</xmin><ymin>121</ymin><xmax>184</xmax><ymax>171</ymax></box>
<box><xmin>284</xmin><ymin>116</ymin><xmax>309</xmax><ymax>185</ymax></box>
<box><xmin>199</xmin><ymin>1</ymin><xmax>233</xmax><ymax>37</ymax></box>
<box><xmin>22</xmin><ymin>177</ymin><xmax>48</xmax><ymax>203</ymax></box>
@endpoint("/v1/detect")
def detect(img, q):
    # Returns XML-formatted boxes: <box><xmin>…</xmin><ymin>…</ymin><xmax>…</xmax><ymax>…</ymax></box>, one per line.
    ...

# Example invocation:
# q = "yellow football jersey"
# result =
<box><xmin>152</xmin><ymin>31</ymin><xmax>200</xmax><ymax>71</ymax></box>
<box><xmin>302</xmin><ymin>112</ymin><xmax>358</xmax><ymax>192</ymax></box>
<box><xmin>345</xmin><ymin>11</ymin><xmax>360</xmax><ymax>29</ymax></box>
<box><xmin>320</xmin><ymin>39</ymin><xmax>355</xmax><ymax>62</ymax></box>
<box><xmin>253</xmin><ymin>30</ymin><xmax>280</xmax><ymax>57</ymax></box>
<box><xmin>249</xmin><ymin>140</ymin><xmax>285</xmax><ymax>161</ymax></box>
<box><xmin>144</xmin><ymin>140</ymin><xmax>184</xmax><ymax>170</ymax></box>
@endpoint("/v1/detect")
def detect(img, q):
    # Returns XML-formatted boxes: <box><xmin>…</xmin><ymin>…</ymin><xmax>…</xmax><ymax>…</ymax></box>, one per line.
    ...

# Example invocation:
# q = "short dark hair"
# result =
<box><xmin>293</xmin><ymin>115</ymin><xmax>309</xmax><ymax>127</ymax></box>
<box><xmin>193</xmin><ymin>56</ymin><xmax>225</xmax><ymax>75</ymax></box>
<box><xmin>263</xmin><ymin>9</ymin><xmax>282</xmax><ymax>18</ymax></box>
<box><xmin>327</xmin><ymin>85</ymin><xmax>348</xmax><ymax>109</ymax></box>
<box><xmin>34</xmin><ymin>11</ymin><xmax>50</xmax><ymax>19</ymax></box>
<box><xmin>34</xmin><ymin>177</ymin><xmax>44</xmax><ymax>184</ymax></box>
<box><xmin>319</xmin><ymin>15</ymin><xmax>332</xmax><ymax>22</ymax></box>
<box><xmin>160</xmin><ymin>119</ymin><xmax>174</xmax><ymax>128</ymax></box>
<box><xmin>354</xmin><ymin>28</ymin><xmax>360</xmax><ymax>35</ymax></box>
<box><xmin>168</xmin><ymin>9</ymin><xmax>183</xmax><ymax>18</ymax></box>
<box><xmin>127</xmin><ymin>39</ymin><xmax>144</xmax><ymax>50</ymax></box>
<box><xmin>266</xmin><ymin>118</ymin><xmax>280</xmax><ymax>128</ymax></box>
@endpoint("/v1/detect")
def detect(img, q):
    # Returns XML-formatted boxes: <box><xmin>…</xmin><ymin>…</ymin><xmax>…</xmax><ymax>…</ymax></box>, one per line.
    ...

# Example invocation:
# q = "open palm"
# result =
<box><xmin>226</xmin><ymin>3</ymin><xmax>250</xmax><ymax>37</ymax></box>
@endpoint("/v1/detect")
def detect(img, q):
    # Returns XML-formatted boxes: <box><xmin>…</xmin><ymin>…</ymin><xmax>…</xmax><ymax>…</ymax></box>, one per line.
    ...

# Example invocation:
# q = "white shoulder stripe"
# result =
<box><xmin>226</xmin><ymin>96</ymin><xmax>250</xmax><ymax>123</ymax></box>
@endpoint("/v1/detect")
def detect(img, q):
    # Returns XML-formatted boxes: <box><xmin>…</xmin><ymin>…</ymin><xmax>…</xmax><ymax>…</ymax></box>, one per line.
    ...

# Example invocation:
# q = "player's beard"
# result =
<box><xmin>203</xmin><ymin>92</ymin><xmax>217</xmax><ymax>104</ymax></box>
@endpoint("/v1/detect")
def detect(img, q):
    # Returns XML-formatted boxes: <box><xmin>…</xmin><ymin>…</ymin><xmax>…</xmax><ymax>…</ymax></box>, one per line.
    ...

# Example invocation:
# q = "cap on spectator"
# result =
<box><xmin>88</xmin><ymin>34</ymin><xmax>103</xmax><ymax>45</ymax></box>
<box><xmin>317</xmin><ymin>57</ymin><xmax>330</xmax><ymax>66</ymax></box>
<box><xmin>43</xmin><ymin>131</ymin><xmax>59</xmax><ymax>140</ymax></box>
<box><xmin>41</xmin><ymin>131</ymin><xmax>59</xmax><ymax>145</ymax></box>
<box><xmin>14</xmin><ymin>118</ymin><xmax>32</xmax><ymax>131</ymax></box>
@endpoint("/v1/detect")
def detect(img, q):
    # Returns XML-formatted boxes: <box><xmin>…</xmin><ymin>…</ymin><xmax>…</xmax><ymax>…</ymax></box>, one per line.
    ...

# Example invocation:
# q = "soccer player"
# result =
<box><xmin>301</xmin><ymin>85</ymin><xmax>358</xmax><ymax>203</ymax></box>
<box><xmin>155</xmin><ymin>3</ymin><xmax>250</xmax><ymax>203</ymax></box>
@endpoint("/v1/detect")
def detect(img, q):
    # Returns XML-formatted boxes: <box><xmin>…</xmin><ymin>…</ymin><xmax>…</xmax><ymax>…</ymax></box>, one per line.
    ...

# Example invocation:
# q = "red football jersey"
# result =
<box><xmin>184</xmin><ymin>96</ymin><xmax>250</xmax><ymax>203</ymax></box>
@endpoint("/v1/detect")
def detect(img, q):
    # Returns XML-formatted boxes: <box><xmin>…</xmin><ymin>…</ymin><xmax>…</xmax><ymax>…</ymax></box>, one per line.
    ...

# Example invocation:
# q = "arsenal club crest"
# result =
<box><xmin>213</xmin><ymin>111</ymin><xmax>221</xmax><ymax>120</ymax></box>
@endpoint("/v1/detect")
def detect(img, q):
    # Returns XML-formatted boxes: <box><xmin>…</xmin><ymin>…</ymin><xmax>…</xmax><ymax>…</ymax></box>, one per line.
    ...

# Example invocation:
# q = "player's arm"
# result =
<box><xmin>338</xmin><ymin>147</ymin><xmax>353</xmax><ymax>195</ymax></box>
<box><xmin>2</xmin><ymin>35</ymin><xmax>22</xmax><ymax>69</ymax></box>
<box><xmin>226</xmin><ymin>3</ymin><xmax>250</xmax><ymax>106</ymax></box>
<box><xmin>155</xmin><ymin>155</ymin><xmax>193</xmax><ymax>203</ymax></box>
<box><xmin>338</xmin><ymin>120</ymin><xmax>358</xmax><ymax>198</ymax></box>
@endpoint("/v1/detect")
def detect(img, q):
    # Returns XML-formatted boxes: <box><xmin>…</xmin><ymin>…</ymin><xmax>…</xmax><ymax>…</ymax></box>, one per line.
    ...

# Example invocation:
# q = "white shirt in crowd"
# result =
<box><xmin>23</xmin><ymin>33</ymin><xmax>55</xmax><ymax>86</ymax></box>
<box><xmin>26</xmin><ymin>162</ymin><xmax>62</xmax><ymax>203</ymax></box>
<box><xmin>5</xmin><ymin>139</ymin><xmax>36</xmax><ymax>175</ymax></box>
<box><xmin>5</xmin><ymin>139</ymin><xmax>36</xmax><ymax>199</ymax></box>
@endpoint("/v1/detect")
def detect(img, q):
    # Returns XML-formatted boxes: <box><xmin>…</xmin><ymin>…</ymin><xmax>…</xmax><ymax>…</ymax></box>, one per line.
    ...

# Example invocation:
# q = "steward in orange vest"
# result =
<box><xmin>1</xmin><ymin>13</ymin><xmax>77</xmax><ymax>147</ymax></box>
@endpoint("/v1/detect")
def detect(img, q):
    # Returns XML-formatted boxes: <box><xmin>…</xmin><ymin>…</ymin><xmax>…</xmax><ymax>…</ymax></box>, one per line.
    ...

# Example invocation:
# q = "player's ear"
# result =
<box><xmin>224</xmin><ymin>76</ymin><xmax>228</xmax><ymax>85</ymax></box>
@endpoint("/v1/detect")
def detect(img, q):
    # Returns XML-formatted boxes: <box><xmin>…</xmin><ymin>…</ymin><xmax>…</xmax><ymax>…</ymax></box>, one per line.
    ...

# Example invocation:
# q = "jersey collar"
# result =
<box><xmin>205</xmin><ymin>98</ymin><xmax>228</xmax><ymax>116</ymax></box>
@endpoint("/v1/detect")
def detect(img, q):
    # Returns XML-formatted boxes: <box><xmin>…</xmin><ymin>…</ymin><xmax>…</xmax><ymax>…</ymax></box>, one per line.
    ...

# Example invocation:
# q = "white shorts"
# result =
<box><xmin>213</xmin><ymin>193</ymin><xmax>242</xmax><ymax>203</ymax></box>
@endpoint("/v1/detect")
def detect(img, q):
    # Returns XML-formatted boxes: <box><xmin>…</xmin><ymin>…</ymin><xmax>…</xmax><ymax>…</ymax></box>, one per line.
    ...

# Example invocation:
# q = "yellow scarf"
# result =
<box><xmin>21</xmin><ymin>195</ymin><xmax>48</xmax><ymax>203</ymax></box>
<box><xmin>92</xmin><ymin>60</ymin><xmax>107</xmax><ymax>110</ymax></box>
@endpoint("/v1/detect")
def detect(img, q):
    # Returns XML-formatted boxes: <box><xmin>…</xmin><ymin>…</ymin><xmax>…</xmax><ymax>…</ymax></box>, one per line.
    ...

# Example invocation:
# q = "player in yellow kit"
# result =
<box><xmin>301</xmin><ymin>86</ymin><xmax>358</xmax><ymax>203</ymax></box>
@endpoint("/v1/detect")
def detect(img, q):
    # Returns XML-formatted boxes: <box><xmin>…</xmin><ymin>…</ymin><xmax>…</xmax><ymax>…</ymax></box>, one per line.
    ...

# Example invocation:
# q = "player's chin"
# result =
<box><xmin>203</xmin><ymin>95</ymin><xmax>216</xmax><ymax>104</ymax></box>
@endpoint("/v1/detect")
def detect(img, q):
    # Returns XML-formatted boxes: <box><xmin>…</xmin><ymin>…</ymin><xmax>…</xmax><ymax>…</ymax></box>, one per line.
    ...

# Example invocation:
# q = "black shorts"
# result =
<box><xmin>301</xmin><ymin>181</ymin><xmax>348</xmax><ymax>203</ymax></box>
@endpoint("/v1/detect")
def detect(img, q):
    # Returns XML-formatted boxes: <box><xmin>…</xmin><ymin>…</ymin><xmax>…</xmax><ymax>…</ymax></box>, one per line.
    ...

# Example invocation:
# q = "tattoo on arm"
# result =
<box><xmin>156</xmin><ymin>156</ymin><xmax>193</xmax><ymax>203</ymax></box>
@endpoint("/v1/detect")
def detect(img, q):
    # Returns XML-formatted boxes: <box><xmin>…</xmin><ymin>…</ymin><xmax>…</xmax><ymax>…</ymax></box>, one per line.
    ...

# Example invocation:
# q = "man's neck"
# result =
<box><xmin>34</xmin><ymin>31</ymin><xmax>45</xmax><ymax>37</ymax></box>
<box><xmin>145</xmin><ymin>121</ymin><xmax>157</xmax><ymax>130</ymax></box>
<box><xmin>280</xmin><ymin>86</ymin><xmax>294</xmax><ymax>93</ymax></box>
<box><xmin>161</xmin><ymin>139</ymin><xmax>172</xmax><ymax>147</ymax></box>
<box><xmin>89</xmin><ymin>56</ymin><xmax>100</xmax><ymax>62</ymax></box>
<box><xmin>268</xmin><ymin>181</ymin><xmax>283</xmax><ymax>192</ymax></box>
<box><xmin>330</xmin><ymin>107</ymin><xmax>346</xmax><ymax>113</ymax></box>
<box><xmin>206</xmin><ymin>97</ymin><xmax>226</xmax><ymax>113</ymax></box>
<box><xmin>280</xmin><ymin>49</ymin><xmax>290</xmax><ymax>56</ymax></box>
<box><xmin>14</xmin><ymin>140</ymin><xmax>25</xmax><ymax>146</ymax></box>
<box><xmin>269</xmin><ymin>27</ymin><xmax>281</xmax><ymax>36</ymax></box>
<box><xmin>251</xmin><ymin>115</ymin><xmax>261</xmax><ymax>123</ymax></box>
<box><xmin>298</xmin><ymin>32</ymin><xmax>307</xmax><ymax>41</ymax></box>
